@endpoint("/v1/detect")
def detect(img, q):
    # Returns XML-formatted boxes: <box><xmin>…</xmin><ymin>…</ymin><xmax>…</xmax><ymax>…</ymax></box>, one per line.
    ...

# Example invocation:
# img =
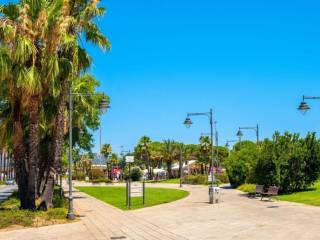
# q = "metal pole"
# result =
<box><xmin>256</xmin><ymin>124</ymin><xmax>259</xmax><ymax>144</ymax></box>
<box><xmin>209</xmin><ymin>109</ymin><xmax>214</xmax><ymax>204</ymax></box>
<box><xmin>100</xmin><ymin>122</ymin><xmax>102</xmax><ymax>154</ymax></box>
<box><xmin>67</xmin><ymin>87</ymin><xmax>75</xmax><ymax>220</ymax></box>
<box><xmin>179</xmin><ymin>144</ymin><xmax>183</xmax><ymax>188</ymax></box>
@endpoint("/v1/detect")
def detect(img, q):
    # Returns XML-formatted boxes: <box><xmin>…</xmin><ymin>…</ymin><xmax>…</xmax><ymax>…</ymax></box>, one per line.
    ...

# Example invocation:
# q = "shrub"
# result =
<box><xmin>91</xmin><ymin>177</ymin><xmax>107</xmax><ymax>184</ymax></box>
<box><xmin>90</xmin><ymin>168</ymin><xmax>105</xmax><ymax>180</ymax></box>
<box><xmin>183</xmin><ymin>174</ymin><xmax>208</xmax><ymax>185</ymax></box>
<box><xmin>224</xmin><ymin>142</ymin><xmax>258</xmax><ymax>188</ymax></box>
<box><xmin>130</xmin><ymin>167</ymin><xmax>142</xmax><ymax>181</ymax></box>
<box><xmin>215</xmin><ymin>172</ymin><xmax>229</xmax><ymax>183</ymax></box>
<box><xmin>73</xmin><ymin>172</ymin><xmax>86</xmax><ymax>181</ymax></box>
<box><xmin>237</xmin><ymin>184</ymin><xmax>256</xmax><ymax>193</ymax></box>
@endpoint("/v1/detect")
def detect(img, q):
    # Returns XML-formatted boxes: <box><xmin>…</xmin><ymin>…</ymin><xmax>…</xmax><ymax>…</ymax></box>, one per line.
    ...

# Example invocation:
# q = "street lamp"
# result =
<box><xmin>236</xmin><ymin>124</ymin><xmax>259</xmax><ymax>144</ymax></box>
<box><xmin>183</xmin><ymin>108</ymin><xmax>216</xmax><ymax>204</ymax></box>
<box><xmin>67</xmin><ymin>88</ymin><xmax>109</xmax><ymax>220</ymax></box>
<box><xmin>297</xmin><ymin>95</ymin><xmax>320</xmax><ymax>115</ymax></box>
<box><xmin>225</xmin><ymin>140</ymin><xmax>237</xmax><ymax>148</ymax></box>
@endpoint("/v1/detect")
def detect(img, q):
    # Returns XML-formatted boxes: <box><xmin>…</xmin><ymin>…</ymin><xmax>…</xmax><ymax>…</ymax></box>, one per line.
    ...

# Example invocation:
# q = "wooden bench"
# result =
<box><xmin>261</xmin><ymin>186</ymin><xmax>279</xmax><ymax>200</ymax></box>
<box><xmin>248</xmin><ymin>185</ymin><xmax>264</xmax><ymax>198</ymax></box>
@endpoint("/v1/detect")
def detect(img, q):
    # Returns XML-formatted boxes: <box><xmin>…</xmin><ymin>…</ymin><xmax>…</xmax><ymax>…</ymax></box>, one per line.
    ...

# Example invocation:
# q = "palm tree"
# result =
<box><xmin>198</xmin><ymin>136</ymin><xmax>211</xmax><ymax>174</ymax></box>
<box><xmin>162</xmin><ymin>140</ymin><xmax>179</xmax><ymax>179</ymax></box>
<box><xmin>0</xmin><ymin>0</ymin><xmax>110</xmax><ymax>209</ymax></box>
<box><xmin>136</xmin><ymin>136</ymin><xmax>152</xmax><ymax>179</ymax></box>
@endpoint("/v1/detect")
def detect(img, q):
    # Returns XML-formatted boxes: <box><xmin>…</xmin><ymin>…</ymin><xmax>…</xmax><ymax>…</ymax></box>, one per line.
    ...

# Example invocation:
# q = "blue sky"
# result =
<box><xmin>86</xmin><ymin>0</ymin><xmax>320</xmax><ymax>153</ymax></box>
<box><xmin>4</xmin><ymin>0</ymin><xmax>320</xmax><ymax>153</ymax></box>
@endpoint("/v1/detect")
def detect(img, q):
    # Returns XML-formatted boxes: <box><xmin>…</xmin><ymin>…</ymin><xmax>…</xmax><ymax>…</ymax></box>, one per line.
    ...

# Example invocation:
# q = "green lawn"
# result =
<box><xmin>77</xmin><ymin>186</ymin><xmax>189</xmax><ymax>210</ymax></box>
<box><xmin>147</xmin><ymin>178</ymin><xmax>181</xmax><ymax>184</ymax></box>
<box><xmin>275</xmin><ymin>181</ymin><xmax>320</xmax><ymax>206</ymax></box>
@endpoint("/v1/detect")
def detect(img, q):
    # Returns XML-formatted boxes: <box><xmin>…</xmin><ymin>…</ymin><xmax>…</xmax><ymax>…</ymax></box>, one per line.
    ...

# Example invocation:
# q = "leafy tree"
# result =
<box><xmin>0</xmin><ymin>0</ymin><xmax>110</xmax><ymax>209</ymax></box>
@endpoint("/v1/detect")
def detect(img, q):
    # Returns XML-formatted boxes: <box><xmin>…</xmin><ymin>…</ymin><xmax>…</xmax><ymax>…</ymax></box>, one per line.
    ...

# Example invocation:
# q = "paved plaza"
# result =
<box><xmin>1</xmin><ymin>183</ymin><xmax>320</xmax><ymax>240</ymax></box>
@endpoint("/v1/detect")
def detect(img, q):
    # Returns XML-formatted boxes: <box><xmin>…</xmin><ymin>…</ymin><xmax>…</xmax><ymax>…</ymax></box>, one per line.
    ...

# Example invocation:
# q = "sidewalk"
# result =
<box><xmin>1</xmin><ymin>183</ymin><xmax>320</xmax><ymax>240</ymax></box>
<box><xmin>0</xmin><ymin>183</ymin><xmax>187</xmax><ymax>240</ymax></box>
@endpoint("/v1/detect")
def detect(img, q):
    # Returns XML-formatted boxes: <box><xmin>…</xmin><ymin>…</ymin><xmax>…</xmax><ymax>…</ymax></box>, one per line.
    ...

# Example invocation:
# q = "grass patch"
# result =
<box><xmin>237</xmin><ymin>184</ymin><xmax>256</xmax><ymax>193</ymax></box>
<box><xmin>77</xmin><ymin>186</ymin><xmax>189</xmax><ymax>210</ymax></box>
<box><xmin>0</xmin><ymin>180</ymin><xmax>5</xmax><ymax>185</ymax></box>
<box><xmin>0</xmin><ymin>187</ymin><xmax>68</xmax><ymax>229</ymax></box>
<box><xmin>147</xmin><ymin>178</ymin><xmax>181</xmax><ymax>184</ymax></box>
<box><xmin>275</xmin><ymin>181</ymin><xmax>320</xmax><ymax>206</ymax></box>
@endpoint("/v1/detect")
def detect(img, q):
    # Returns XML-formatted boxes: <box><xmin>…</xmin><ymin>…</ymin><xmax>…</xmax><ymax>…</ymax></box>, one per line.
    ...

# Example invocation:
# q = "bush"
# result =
<box><xmin>91</xmin><ymin>177</ymin><xmax>107</xmax><ymax>184</ymax></box>
<box><xmin>183</xmin><ymin>175</ymin><xmax>208</xmax><ymax>185</ymax></box>
<box><xmin>255</xmin><ymin>132</ymin><xmax>320</xmax><ymax>193</ymax></box>
<box><xmin>130</xmin><ymin>167</ymin><xmax>142</xmax><ymax>181</ymax></box>
<box><xmin>90</xmin><ymin>168</ymin><xmax>105</xmax><ymax>180</ymax></box>
<box><xmin>237</xmin><ymin>184</ymin><xmax>256</xmax><ymax>193</ymax></box>
<box><xmin>224</xmin><ymin>142</ymin><xmax>258</xmax><ymax>188</ymax></box>
<box><xmin>73</xmin><ymin>172</ymin><xmax>86</xmax><ymax>181</ymax></box>
<box><xmin>215</xmin><ymin>172</ymin><xmax>229</xmax><ymax>183</ymax></box>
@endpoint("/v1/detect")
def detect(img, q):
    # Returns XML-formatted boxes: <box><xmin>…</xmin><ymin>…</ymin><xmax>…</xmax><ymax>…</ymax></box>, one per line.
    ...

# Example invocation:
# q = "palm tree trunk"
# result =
<box><xmin>13</xmin><ymin>100</ymin><xmax>28</xmax><ymax>209</ymax></box>
<box><xmin>40</xmin><ymin>79</ymin><xmax>67</xmax><ymax>209</ymax></box>
<box><xmin>26</xmin><ymin>95</ymin><xmax>40</xmax><ymax>210</ymax></box>
<box><xmin>167</xmin><ymin>161</ymin><xmax>173</xmax><ymax>179</ymax></box>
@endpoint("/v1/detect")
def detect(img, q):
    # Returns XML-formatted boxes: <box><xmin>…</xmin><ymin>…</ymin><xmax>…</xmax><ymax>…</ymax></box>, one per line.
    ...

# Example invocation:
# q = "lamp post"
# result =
<box><xmin>67</xmin><ymin>88</ymin><xmax>109</xmax><ymax>220</ymax></box>
<box><xmin>297</xmin><ymin>95</ymin><xmax>320</xmax><ymax>114</ymax></box>
<box><xmin>236</xmin><ymin>124</ymin><xmax>259</xmax><ymax>144</ymax></box>
<box><xmin>184</xmin><ymin>108</ymin><xmax>216</xmax><ymax>204</ymax></box>
<box><xmin>179</xmin><ymin>143</ymin><xmax>184</xmax><ymax>188</ymax></box>
<box><xmin>225</xmin><ymin>140</ymin><xmax>237</xmax><ymax>148</ymax></box>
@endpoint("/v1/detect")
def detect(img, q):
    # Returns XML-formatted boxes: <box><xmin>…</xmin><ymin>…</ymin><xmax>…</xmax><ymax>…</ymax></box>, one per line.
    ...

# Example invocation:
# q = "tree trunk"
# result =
<box><xmin>167</xmin><ymin>161</ymin><xmax>173</xmax><ymax>179</ymax></box>
<box><xmin>40</xmin><ymin>78</ymin><xmax>68</xmax><ymax>209</ymax></box>
<box><xmin>26</xmin><ymin>95</ymin><xmax>40</xmax><ymax>210</ymax></box>
<box><xmin>12</xmin><ymin>100</ymin><xmax>28</xmax><ymax>209</ymax></box>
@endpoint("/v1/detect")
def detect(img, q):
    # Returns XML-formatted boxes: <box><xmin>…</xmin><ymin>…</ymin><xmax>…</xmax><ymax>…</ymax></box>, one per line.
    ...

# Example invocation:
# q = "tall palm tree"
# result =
<box><xmin>198</xmin><ymin>136</ymin><xmax>211</xmax><ymax>174</ymax></box>
<box><xmin>136</xmin><ymin>136</ymin><xmax>152</xmax><ymax>179</ymax></box>
<box><xmin>162</xmin><ymin>140</ymin><xmax>179</xmax><ymax>179</ymax></box>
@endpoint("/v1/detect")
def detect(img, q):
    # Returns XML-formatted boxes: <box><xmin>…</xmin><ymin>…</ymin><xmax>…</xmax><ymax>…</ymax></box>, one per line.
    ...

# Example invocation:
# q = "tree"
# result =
<box><xmin>162</xmin><ymin>140</ymin><xmax>179</xmax><ymax>179</ymax></box>
<box><xmin>135</xmin><ymin>136</ymin><xmax>152</xmax><ymax>179</ymax></box>
<box><xmin>198</xmin><ymin>136</ymin><xmax>211</xmax><ymax>174</ymax></box>
<box><xmin>0</xmin><ymin>0</ymin><xmax>110</xmax><ymax>209</ymax></box>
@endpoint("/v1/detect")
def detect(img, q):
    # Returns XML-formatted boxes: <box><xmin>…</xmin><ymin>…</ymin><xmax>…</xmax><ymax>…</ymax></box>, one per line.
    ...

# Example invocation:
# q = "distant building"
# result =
<box><xmin>91</xmin><ymin>154</ymin><xmax>107</xmax><ymax>169</ymax></box>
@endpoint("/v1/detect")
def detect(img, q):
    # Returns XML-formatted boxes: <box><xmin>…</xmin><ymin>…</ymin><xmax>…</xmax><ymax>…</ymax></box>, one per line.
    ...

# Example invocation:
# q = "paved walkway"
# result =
<box><xmin>1</xmin><ymin>183</ymin><xmax>320</xmax><ymax>240</ymax></box>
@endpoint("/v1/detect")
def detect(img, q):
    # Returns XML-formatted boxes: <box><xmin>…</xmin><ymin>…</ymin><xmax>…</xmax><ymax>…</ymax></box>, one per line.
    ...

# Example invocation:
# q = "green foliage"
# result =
<box><xmin>237</xmin><ymin>184</ymin><xmax>256</xmax><ymax>193</ymax></box>
<box><xmin>130</xmin><ymin>167</ymin><xmax>142</xmax><ymax>181</ymax></box>
<box><xmin>225</xmin><ymin>132</ymin><xmax>320</xmax><ymax>194</ymax></box>
<box><xmin>90</xmin><ymin>168</ymin><xmax>105</xmax><ymax>180</ymax></box>
<box><xmin>215</xmin><ymin>172</ymin><xmax>229</xmax><ymax>183</ymax></box>
<box><xmin>73</xmin><ymin>172</ymin><xmax>86</xmax><ymax>181</ymax></box>
<box><xmin>224</xmin><ymin>141</ymin><xmax>258</xmax><ymax>188</ymax></box>
<box><xmin>183</xmin><ymin>174</ymin><xmax>208</xmax><ymax>185</ymax></box>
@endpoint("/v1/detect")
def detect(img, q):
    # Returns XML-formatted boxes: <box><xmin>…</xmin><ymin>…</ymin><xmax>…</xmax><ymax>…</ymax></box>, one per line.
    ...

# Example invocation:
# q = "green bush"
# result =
<box><xmin>183</xmin><ymin>174</ymin><xmax>208</xmax><ymax>185</ymax></box>
<box><xmin>237</xmin><ymin>184</ymin><xmax>256</xmax><ymax>193</ymax></box>
<box><xmin>72</xmin><ymin>172</ymin><xmax>86</xmax><ymax>181</ymax></box>
<box><xmin>130</xmin><ymin>167</ymin><xmax>142</xmax><ymax>181</ymax></box>
<box><xmin>215</xmin><ymin>172</ymin><xmax>229</xmax><ymax>183</ymax></box>
<box><xmin>91</xmin><ymin>177</ymin><xmax>107</xmax><ymax>183</ymax></box>
<box><xmin>224</xmin><ymin>142</ymin><xmax>258</xmax><ymax>188</ymax></box>
<box><xmin>90</xmin><ymin>168</ymin><xmax>105</xmax><ymax>180</ymax></box>
<box><xmin>255</xmin><ymin>132</ymin><xmax>320</xmax><ymax>193</ymax></box>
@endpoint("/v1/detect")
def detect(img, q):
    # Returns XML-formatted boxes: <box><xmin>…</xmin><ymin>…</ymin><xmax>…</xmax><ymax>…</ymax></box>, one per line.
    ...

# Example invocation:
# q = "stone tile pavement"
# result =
<box><xmin>1</xmin><ymin>182</ymin><xmax>320</xmax><ymax>240</ymax></box>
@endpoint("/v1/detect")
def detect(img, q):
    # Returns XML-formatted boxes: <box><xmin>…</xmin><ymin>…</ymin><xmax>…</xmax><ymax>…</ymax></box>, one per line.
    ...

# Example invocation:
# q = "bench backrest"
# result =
<box><xmin>255</xmin><ymin>185</ymin><xmax>264</xmax><ymax>193</ymax></box>
<box><xmin>267</xmin><ymin>186</ymin><xmax>279</xmax><ymax>195</ymax></box>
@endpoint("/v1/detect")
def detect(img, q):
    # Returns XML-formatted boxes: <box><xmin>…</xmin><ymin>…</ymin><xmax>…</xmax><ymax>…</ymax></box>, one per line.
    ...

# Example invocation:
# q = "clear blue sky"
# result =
<box><xmin>86</xmin><ymin>0</ymin><xmax>320</xmax><ymax>154</ymax></box>
<box><xmin>4</xmin><ymin>0</ymin><xmax>319</xmax><ymax>153</ymax></box>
